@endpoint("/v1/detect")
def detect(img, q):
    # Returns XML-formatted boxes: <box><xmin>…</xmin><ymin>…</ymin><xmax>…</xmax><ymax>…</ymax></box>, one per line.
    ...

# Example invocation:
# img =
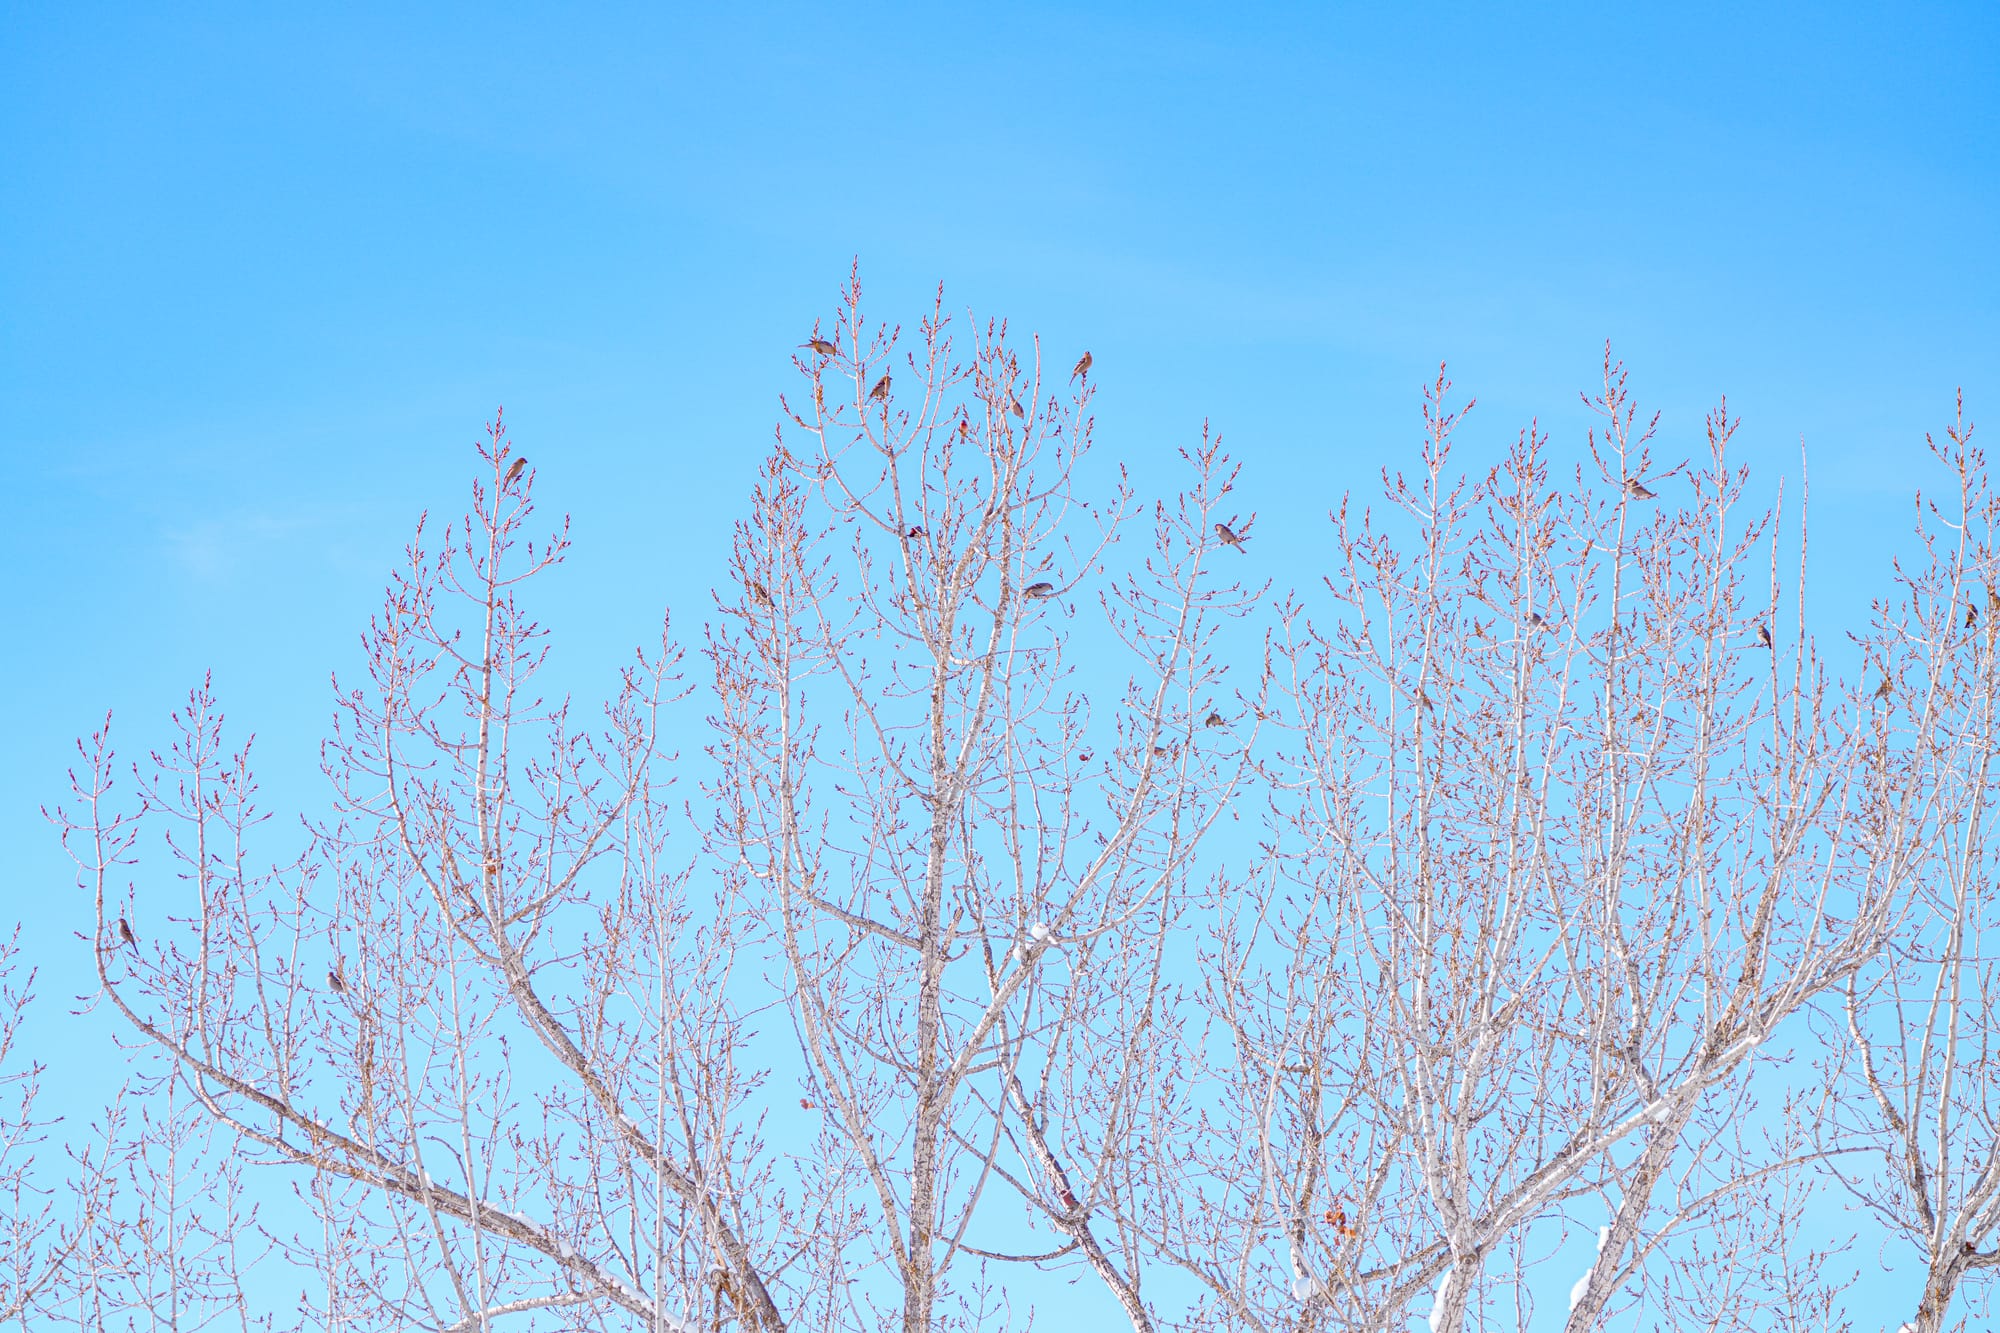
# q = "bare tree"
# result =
<box><xmin>49</xmin><ymin>276</ymin><xmax>1265</xmax><ymax>1332</ymax></box>
<box><xmin>47</xmin><ymin>284</ymin><xmax>1979</xmax><ymax>1332</ymax></box>
<box><xmin>52</xmin><ymin>411</ymin><xmax>785</xmax><ymax>1330</ymax></box>
<box><xmin>712</xmin><ymin>273</ymin><xmax>1265</xmax><ymax>1333</ymax></box>
<box><xmin>1819</xmin><ymin>395</ymin><xmax>2000</xmax><ymax>1333</ymax></box>
<box><xmin>1127</xmin><ymin>358</ymin><xmax>1898</xmax><ymax>1331</ymax></box>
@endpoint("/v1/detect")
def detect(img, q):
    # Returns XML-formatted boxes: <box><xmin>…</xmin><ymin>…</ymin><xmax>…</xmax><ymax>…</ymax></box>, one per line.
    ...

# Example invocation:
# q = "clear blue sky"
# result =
<box><xmin>4</xmin><ymin>2</ymin><xmax>1996</xmax><ymax>1324</ymax></box>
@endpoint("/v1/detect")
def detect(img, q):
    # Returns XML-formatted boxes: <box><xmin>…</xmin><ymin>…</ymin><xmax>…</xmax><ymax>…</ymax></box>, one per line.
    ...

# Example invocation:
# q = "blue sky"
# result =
<box><xmin>4</xmin><ymin>2</ymin><xmax>1997</xmax><ymax>1325</ymax></box>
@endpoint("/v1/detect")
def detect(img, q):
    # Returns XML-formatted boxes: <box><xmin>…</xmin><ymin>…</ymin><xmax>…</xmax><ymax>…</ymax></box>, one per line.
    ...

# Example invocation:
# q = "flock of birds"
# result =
<box><xmin>95</xmin><ymin>351</ymin><xmax>1950</xmax><ymax>969</ymax></box>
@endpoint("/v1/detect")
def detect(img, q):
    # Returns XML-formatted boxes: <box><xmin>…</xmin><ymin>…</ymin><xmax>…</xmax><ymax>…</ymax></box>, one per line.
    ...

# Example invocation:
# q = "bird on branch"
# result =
<box><xmin>801</xmin><ymin>337</ymin><xmax>837</xmax><ymax>357</ymax></box>
<box><xmin>869</xmin><ymin>374</ymin><xmax>891</xmax><ymax>402</ymax></box>
<box><xmin>504</xmin><ymin>456</ymin><xmax>527</xmax><ymax>487</ymax></box>
<box><xmin>1072</xmin><ymin>351</ymin><xmax>1092</xmax><ymax>379</ymax></box>
<box><xmin>1024</xmin><ymin>581</ymin><xmax>1056</xmax><ymax>600</ymax></box>
<box><xmin>1623</xmin><ymin>477</ymin><xmax>1656</xmax><ymax>500</ymax></box>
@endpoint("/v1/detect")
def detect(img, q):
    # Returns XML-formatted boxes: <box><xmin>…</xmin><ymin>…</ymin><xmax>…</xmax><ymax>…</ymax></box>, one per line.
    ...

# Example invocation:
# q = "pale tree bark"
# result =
<box><xmin>53</xmin><ymin>417</ymin><xmax>783</xmax><ymax>1332</ymax></box>
<box><xmin>1127</xmin><ymin>357</ymin><xmax>1899</xmax><ymax>1331</ymax></box>
<box><xmin>710</xmin><ymin>272</ymin><xmax>1265</xmax><ymax>1333</ymax></box>
<box><xmin>1819</xmin><ymin>396</ymin><xmax>2000</xmax><ymax>1333</ymax></box>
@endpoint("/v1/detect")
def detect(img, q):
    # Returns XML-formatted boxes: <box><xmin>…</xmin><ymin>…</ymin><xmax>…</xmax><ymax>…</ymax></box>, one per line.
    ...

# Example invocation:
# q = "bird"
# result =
<box><xmin>1968</xmin><ymin>604</ymin><xmax>1980</xmax><ymax>630</ymax></box>
<box><xmin>1755</xmin><ymin>623</ymin><xmax>1773</xmax><ymax>648</ymax></box>
<box><xmin>1528</xmin><ymin>611</ymin><xmax>1551</xmax><ymax>631</ymax></box>
<box><xmin>1072</xmin><ymin>351</ymin><xmax>1092</xmax><ymax>379</ymax></box>
<box><xmin>1205</xmin><ymin>710</ymin><xmax>1226</xmax><ymax>728</ymax></box>
<box><xmin>905</xmin><ymin>525</ymin><xmax>924</xmax><ymax>540</ymax></box>
<box><xmin>869</xmin><ymin>374</ymin><xmax>891</xmax><ymax>402</ymax></box>
<box><xmin>117</xmin><ymin>917</ymin><xmax>136</xmax><ymax>949</ymax></box>
<box><xmin>1151</xmin><ymin>744</ymin><xmax>1172</xmax><ymax>758</ymax></box>
<box><xmin>1215</xmin><ymin>521</ymin><xmax>1246</xmax><ymax>551</ymax></box>
<box><xmin>801</xmin><ymin>337</ymin><xmax>838</xmax><ymax>357</ymax></box>
<box><xmin>1008</xmin><ymin>396</ymin><xmax>1027</xmax><ymax>419</ymax></box>
<box><xmin>1419</xmin><ymin>691</ymin><xmax>1435</xmax><ymax>712</ymax></box>
<box><xmin>328</xmin><ymin>967</ymin><xmax>346</xmax><ymax>994</ymax></box>
<box><xmin>1623</xmin><ymin>477</ymin><xmax>1656</xmax><ymax>500</ymax></box>
<box><xmin>1023</xmin><ymin>581</ymin><xmax>1056</xmax><ymax>599</ymax></box>
<box><xmin>1471</xmin><ymin>621</ymin><xmax>1488</xmax><ymax>640</ymax></box>
<box><xmin>750</xmin><ymin>581</ymin><xmax>771</xmax><ymax>607</ymax></box>
<box><xmin>1874</xmin><ymin>676</ymin><xmax>1893</xmax><ymax>701</ymax></box>
<box><xmin>504</xmin><ymin>456</ymin><xmax>527</xmax><ymax>487</ymax></box>
<box><xmin>1987</xmin><ymin>584</ymin><xmax>1998</xmax><ymax>616</ymax></box>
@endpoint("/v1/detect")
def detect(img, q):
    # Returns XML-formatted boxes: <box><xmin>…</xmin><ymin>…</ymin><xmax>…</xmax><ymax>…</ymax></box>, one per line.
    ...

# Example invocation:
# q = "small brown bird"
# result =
<box><xmin>328</xmin><ymin>967</ymin><xmax>346</xmax><ymax>994</ymax></box>
<box><xmin>1623</xmin><ymin>477</ymin><xmax>1656</xmax><ymax>500</ymax></box>
<box><xmin>1874</xmin><ymin>676</ymin><xmax>1893</xmax><ymax>701</ymax></box>
<box><xmin>1471</xmin><ymin>621</ymin><xmax>1488</xmax><ymax>640</ymax></box>
<box><xmin>1755</xmin><ymin>623</ymin><xmax>1773</xmax><ymax>648</ymax></box>
<box><xmin>905</xmin><ymin>525</ymin><xmax>924</xmax><ymax>540</ymax></box>
<box><xmin>1204</xmin><ymin>710</ymin><xmax>1226</xmax><ymax>728</ymax></box>
<box><xmin>1215</xmin><ymin>522</ymin><xmax>1246</xmax><ymax>551</ymax></box>
<box><xmin>801</xmin><ymin>337</ymin><xmax>838</xmax><ymax>357</ymax></box>
<box><xmin>117</xmin><ymin>917</ymin><xmax>136</xmax><ymax>949</ymax></box>
<box><xmin>1023</xmin><ymin>581</ymin><xmax>1056</xmax><ymax>599</ymax></box>
<box><xmin>1528</xmin><ymin>611</ymin><xmax>1551</xmax><ymax>631</ymax></box>
<box><xmin>750</xmin><ymin>581</ymin><xmax>771</xmax><ymax>607</ymax></box>
<box><xmin>1419</xmin><ymin>691</ymin><xmax>1435</xmax><ymax>711</ymax></box>
<box><xmin>1987</xmin><ymin>584</ymin><xmax>1998</xmax><ymax>615</ymax></box>
<box><xmin>1072</xmin><ymin>351</ymin><xmax>1092</xmax><ymax>379</ymax></box>
<box><xmin>1968</xmin><ymin>604</ymin><xmax>1980</xmax><ymax>629</ymax></box>
<box><xmin>869</xmin><ymin>374</ymin><xmax>891</xmax><ymax>402</ymax></box>
<box><xmin>1150</xmin><ymin>744</ymin><xmax>1171</xmax><ymax>758</ymax></box>
<box><xmin>504</xmin><ymin>456</ymin><xmax>527</xmax><ymax>487</ymax></box>
<box><xmin>1008</xmin><ymin>396</ymin><xmax>1027</xmax><ymax>419</ymax></box>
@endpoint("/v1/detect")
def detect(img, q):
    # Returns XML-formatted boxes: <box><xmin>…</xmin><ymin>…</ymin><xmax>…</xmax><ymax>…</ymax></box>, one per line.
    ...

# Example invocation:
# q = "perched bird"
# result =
<box><xmin>117</xmin><ymin>917</ymin><xmax>136</xmax><ymax>949</ymax></box>
<box><xmin>1874</xmin><ymin>676</ymin><xmax>1893</xmax><ymax>701</ymax></box>
<box><xmin>1968</xmin><ymin>604</ymin><xmax>1980</xmax><ymax>630</ymax></box>
<box><xmin>1755</xmin><ymin>623</ymin><xmax>1773</xmax><ymax>648</ymax></box>
<box><xmin>1150</xmin><ymin>744</ymin><xmax>1172</xmax><ymax>758</ymax></box>
<box><xmin>504</xmin><ymin>456</ymin><xmax>527</xmax><ymax>487</ymax></box>
<box><xmin>1419</xmin><ymin>691</ymin><xmax>1435</xmax><ymax>712</ymax></box>
<box><xmin>1058</xmin><ymin>1185</ymin><xmax>1081</xmax><ymax>1211</ymax></box>
<box><xmin>1204</xmin><ymin>710</ymin><xmax>1226</xmax><ymax>728</ymax></box>
<box><xmin>1987</xmin><ymin>584</ymin><xmax>1998</xmax><ymax>615</ymax></box>
<box><xmin>328</xmin><ymin>967</ymin><xmax>346</xmax><ymax>994</ymax></box>
<box><xmin>1215</xmin><ymin>521</ymin><xmax>1246</xmax><ymax>551</ymax></box>
<box><xmin>1072</xmin><ymin>351</ymin><xmax>1092</xmax><ymax>379</ymax></box>
<box><xmin>1623</xmin><ymin>477</ymin><xmax>1656</xmax><ymax>500</ymax></box>
<box><xmin>1023</xmin><ymin>581</ymin><xmax>1056</xmax><ymax>599</ymax></box>
<box><xmin>1528</xmin><ymin>611</ymin><xmax>1551</xmax><ymax>631</ymax></box>
<box><xmin>1008</xmin><ymin>396</ymin><xmax>1027</xmax><ymax>419</ymax></box>
<box><xmin>801</xmin><ymin>337</ymin><xmax>838</xmax><ymax>357</ymax></box>
<box><xmin>905</xmin><ymin>525</ymin><xmax>924</xmax><ymax>540</ymax></box>
<box><xmin>869</xmin><ymin>374</ymin><xmax>891</xmax><ymax>402</ymax></box>
<box><xmin>750</xmin><ymin>581</ymin><xmax>772</xmax><ymax>607</ymax></box>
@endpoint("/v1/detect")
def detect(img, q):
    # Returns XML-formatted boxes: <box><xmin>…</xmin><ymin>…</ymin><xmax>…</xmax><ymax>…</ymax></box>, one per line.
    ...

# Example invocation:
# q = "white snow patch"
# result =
<box><xmin>1428</xmin><ymin>1268</ymin><xmax>1455</xmax><ymax>1333</ymax></box>
<box><xmin>1568</xmin><ymin>1224</ymin><xmax>1614</xmax><ymax>1311</ymax></box>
